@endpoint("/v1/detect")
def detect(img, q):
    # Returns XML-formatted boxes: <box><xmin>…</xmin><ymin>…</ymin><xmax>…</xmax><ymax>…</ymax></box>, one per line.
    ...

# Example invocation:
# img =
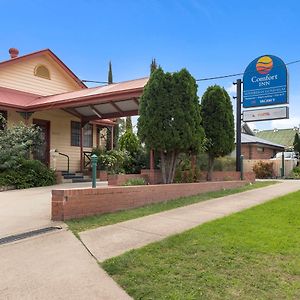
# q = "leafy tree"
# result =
<box><xmin>201</xmin><ymin>85</ymin><xmax>235</xmax><ymax>181</ymax></box>
<box><xmin>138</xmin><ymin>67</ymin><xmax>204</xmax><ymax>184</ymax></box>
<box><xmin>119</xmin><ymin>130</ymin><xmax>139</xmax><ymax>154</ymax></box>
<box><xmin>0</xmin><ymin>118</ymin><xmax>42</xmax><ymax>171</ymax></box>
<box><xmin>293</xmin><ymin>133</ymin><xmax>300</xmax><ymax>153</ymax></box>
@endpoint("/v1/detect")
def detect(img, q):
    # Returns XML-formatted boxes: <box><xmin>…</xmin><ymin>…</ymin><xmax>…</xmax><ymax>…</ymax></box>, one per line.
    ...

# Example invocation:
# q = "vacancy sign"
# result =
<box><xmin>243</xmin><ymin>55</ymin><xmax>288</xmax><ymax>108</ymax></box>
<box><xmin>243</xmin><ymin>106</ymin><xmax>289</xmax><ymax>122</ymax></box>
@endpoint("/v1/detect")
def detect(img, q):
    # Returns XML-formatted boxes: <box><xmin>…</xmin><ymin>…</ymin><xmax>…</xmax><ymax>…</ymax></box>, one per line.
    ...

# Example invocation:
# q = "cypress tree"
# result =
<box><xmin>293</xmin><ymin>132</ymin><xmax>300</xmax><ymax>153</ymax></box>
<box><xmin>125</xmin><ymin>116</ymin><xmax>133</xmax><ymax>132</ymax></box>
<box><xmin>108</xmin><ymin>61</ymin><xmax>113</xmax><ymax>84</ymax></box>
<box><xmin>150</xmin><ymin>58</ymin><xmax>157</xmax><ymax>74</ymax></box>
<box><xmin>138</xmin><ymin>67</ymin><xmax>204</xmax><ymax>183</ymax></box>
<box><xmin>201</xmin><ymin>85</ymin><xmax>235</xmax><ymax>181</ymax></box>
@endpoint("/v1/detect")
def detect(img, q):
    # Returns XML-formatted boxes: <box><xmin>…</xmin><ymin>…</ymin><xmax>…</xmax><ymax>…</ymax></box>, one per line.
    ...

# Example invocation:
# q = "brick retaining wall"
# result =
<box><xmin>52</xmin><ymin>180</ymin><xmax>253</xmax><ymax>221</ymax></box>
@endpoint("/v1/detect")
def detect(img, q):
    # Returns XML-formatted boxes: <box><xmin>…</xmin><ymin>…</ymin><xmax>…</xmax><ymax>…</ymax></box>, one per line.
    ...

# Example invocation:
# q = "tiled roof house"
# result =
<box><xmin>0</xmin><ymin>48</ymin><xmax>148</xmax><ymax>172</ymax></box>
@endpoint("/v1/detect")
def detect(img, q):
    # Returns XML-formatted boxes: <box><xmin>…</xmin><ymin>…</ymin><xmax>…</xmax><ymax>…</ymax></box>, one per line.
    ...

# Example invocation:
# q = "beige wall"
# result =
<box><xmin>0</xmin><ymin>55</ymin><xmax>81</xmax><ymax>95</ymax></box>
<box><xmin>7</xmin><ymin>109</ymin><xmax>99</xmax><ymax>172</ymax></box>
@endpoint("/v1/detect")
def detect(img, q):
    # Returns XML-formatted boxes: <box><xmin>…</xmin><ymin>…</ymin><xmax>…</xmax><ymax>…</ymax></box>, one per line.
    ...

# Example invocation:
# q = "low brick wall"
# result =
<box><xmin>52</xmin><ymin>180</ymin><xmax>253</xmax><ymax>221</ymax></box>
<box><xmin>200</xmin><ymin>171</ymin><xmax>255</xmax><ymax>182</ymax></box>
<box><xmin>108</xmin><ymin>174</ymin><xmax>149</xmax><ymax>186</ymax></box>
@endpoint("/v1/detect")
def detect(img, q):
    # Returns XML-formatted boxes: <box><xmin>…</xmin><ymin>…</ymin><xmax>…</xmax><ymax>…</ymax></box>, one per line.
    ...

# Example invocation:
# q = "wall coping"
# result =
<box><xmin>52</xmin><ymin>180</ymin><xmax>251</xmax><ymax>197</ymax></box>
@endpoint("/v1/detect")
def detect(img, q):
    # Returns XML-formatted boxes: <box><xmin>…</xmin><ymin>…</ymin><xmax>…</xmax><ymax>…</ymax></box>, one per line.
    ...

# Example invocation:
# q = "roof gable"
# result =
<box><xmin>0</xmin><ymin>49</ymin><xmax>86</xmax><ymax>96</ymax></box>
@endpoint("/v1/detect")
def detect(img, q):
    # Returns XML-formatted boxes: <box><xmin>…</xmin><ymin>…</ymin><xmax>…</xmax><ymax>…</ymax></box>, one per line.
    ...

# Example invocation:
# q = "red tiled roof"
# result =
<box><xmin>0</xmin><ymin>87</ymin><xmax>40</xmax><ymax>109</ymax></box>
<box><xmin>0</xmin><ymin>49</ymin><xmax>87</xmax><ymax>89</ymax></box>
<box><xmin>27</xmin><ymin>77</ymin><xmax>148</xmax><ymax>109</ymax></box>
<box><xmin>0</xmin><ymin>77</ymin><xmax>148</xmax><ymax>110</ymax></box>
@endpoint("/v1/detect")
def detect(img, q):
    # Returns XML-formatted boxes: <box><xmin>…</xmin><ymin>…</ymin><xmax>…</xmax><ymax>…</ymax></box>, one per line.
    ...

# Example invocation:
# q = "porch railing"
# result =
<box><xmin>58</xmin><ymin>152</ymin><xmax>70</xmax><ymax>173</ymax></box>
<box><xmin>83</xmin><ymin>151</ymin><xmax>92</xmax><ymax>169</ymax></box>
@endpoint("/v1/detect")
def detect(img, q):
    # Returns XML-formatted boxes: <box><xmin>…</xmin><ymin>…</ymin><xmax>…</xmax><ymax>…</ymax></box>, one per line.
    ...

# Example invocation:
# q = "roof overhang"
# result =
<box><xmin>0</xmin><ymin>77</ymin><xmax>148</xmax><ymax>121</ymax></box>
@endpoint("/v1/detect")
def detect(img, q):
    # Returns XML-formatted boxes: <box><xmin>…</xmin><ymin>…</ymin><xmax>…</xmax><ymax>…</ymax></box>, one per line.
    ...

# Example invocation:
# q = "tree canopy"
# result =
<box><xmin>293</xmin><ymin>133</ymin><xmax>300</xmax><ymax>153</ymax></box>
<box><xmin>138</xmin><ymin>67</ymin><xmax>204</xmax><ymax>183</ymax></box>
<box><xmin>201</xmin><ymin>85</ymin><xmax>235</xmax><ymax>180</ymax></box>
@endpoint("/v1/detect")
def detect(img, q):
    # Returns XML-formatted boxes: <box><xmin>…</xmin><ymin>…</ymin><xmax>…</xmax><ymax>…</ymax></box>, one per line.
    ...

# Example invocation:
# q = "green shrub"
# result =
<box><xmin>123</xmin><ymin>178</ymin><xmax>146</xmax><ymax>186</ymax></box>
<box><xmin>213</xmin><ymin>157</ymin><xmax>236</xmax><ymax>171</ymax></box>
<box><xmin>0</xmin><ymin>120</ymin><xmax>42</xmax><ymax>171</ymax></box>
<box><xmin>253</xmin><ymin>161</ymin><xmax>274</xmax><ymax>179</ymax></box>
<box><xmin>197</xmin><ymin>153</ymin><xmax>235</xmax><ymax>171</ymax></box>
<box><xmin>290</xmin><ymin>166</ymin><xmax>300</xmax><ymax>179</ymax></box>
<box><xmin>0</xmin><ymin>159</ymin><xmax>56</xmax><ymax>189</ymax></box>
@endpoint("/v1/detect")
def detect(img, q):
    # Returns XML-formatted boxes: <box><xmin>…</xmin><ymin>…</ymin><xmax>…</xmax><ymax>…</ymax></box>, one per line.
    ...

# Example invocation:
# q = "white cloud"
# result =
<box><xmin>271</xmin><ymin>117</ymin><xmax>300</xmax><ymax>129</ymax></box>
<box><xmin>226</xmin><ymin>84</ymin><xmax>236</xmax><ymax>97</ymax></box>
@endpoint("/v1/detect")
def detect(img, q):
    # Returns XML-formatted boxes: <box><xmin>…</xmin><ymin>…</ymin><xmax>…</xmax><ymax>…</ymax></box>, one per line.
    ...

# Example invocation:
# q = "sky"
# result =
<box><xmin>1</xmin><ymin>0</ymin><xmax>300</xmax><ymax>130</ymax></box>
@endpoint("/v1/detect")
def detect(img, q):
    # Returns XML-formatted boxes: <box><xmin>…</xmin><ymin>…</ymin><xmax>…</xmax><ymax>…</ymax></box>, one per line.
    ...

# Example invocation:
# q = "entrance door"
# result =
<box><xmin>33</xmin><ymin>119</ymin><xmax>50</xmax><ymax>166</ymax></box>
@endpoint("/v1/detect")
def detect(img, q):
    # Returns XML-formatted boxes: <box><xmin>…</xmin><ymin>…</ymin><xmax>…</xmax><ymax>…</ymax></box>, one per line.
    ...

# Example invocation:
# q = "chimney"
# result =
<box><xmin>9</xmin><ymin>48</ymin><xmax>19</xmax><ymax>59</ymax></box>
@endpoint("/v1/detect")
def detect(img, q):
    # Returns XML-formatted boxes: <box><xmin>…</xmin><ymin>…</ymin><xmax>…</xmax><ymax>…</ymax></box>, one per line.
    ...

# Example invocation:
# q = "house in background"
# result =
<box><xmin>0</xmin><ymin>48</ymin><xmax>147</xmax><ymax>173</ymax></box>
<box><xmin>255</xmin><ymin>127</ymin><xmax>299</xmax><ymax>151</ymax></box>
<box><xmin>232</xmin><ymin>123</ymin><xmax>285</xmax><ymax>159</ymax></box>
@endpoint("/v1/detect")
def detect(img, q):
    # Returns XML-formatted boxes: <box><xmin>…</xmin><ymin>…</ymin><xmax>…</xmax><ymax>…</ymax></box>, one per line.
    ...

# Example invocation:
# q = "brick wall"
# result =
<box><xmin>108</xmin><ymin>170</ymin><xmax>255</xmax><ymax>185</ymax></box>
<box><xmin>241</xmin><ymin>144</ymin><xmax>281</xmax><ymax>159</ymax></box>
<box><xmin>52</xmin><ymin>179</ymin><xmax>254</xmax><ymax>221</ymax></box>
<box><xmin>199</xmin><ymin>171</ymin><xmax>255</xmax><ymax>182</ymax></box>
<box><xmin>108</xmin><ymin>174</ymin><xmax>149</xmax><ymax>186</ymax></box>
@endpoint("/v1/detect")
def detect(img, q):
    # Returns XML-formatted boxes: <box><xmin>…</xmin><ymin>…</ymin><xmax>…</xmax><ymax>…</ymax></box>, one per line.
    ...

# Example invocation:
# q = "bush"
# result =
<box><xmin>290</xmin><ymin>166</ymin><xmax>300</xmax><ymax>179</ymax></box>
<box><xmin>197</xmin><ymin>153</ymin><xmax>235</xmax><ymax>171</ymax></box>
<box><xmin>0</xmin><ymin>159</ymin><xmax>56</xmax><ymax>189</ymax></box>
<box><xmin>123</xmin><ymin>178</ymin><xmax>146</xmax><ymax>186</ymax></box>
<box><xmin>0</xmin><ymin>120</ymin><xmax>42</xmax><ymax>171</ymax></box>
<box><xmin>253</xmin><ymin>161</ymin><xmax>274</xmax><ymax>179</ymax></box>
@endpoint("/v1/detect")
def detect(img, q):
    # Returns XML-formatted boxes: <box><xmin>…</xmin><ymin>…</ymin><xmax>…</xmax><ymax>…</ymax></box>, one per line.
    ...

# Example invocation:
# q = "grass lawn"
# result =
<box><xmin>102</xmin><ymin>190</ymin><xmax>300</xmax><ymax>300</ymax></box>
<box><xmin>66</xmin><ymin>181</ymin><xmax>277</xmax><ymax>236</ymax></box>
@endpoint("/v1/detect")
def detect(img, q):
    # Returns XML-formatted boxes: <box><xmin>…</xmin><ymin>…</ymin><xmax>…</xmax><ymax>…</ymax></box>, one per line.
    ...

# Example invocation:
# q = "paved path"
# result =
<box><xmin>0</xmin><ymin>229</ymin><xmax>131</xmax><ymax>300</ymax></box>
<box><xmin>80</xmin><ymin>180</ymin><xmax>300</xmax><ymax>262</ymax></box>
<box><xmin>0</xmin><ymin>182</ymin><xmax>107</xmax><ymax>238</ymax></box>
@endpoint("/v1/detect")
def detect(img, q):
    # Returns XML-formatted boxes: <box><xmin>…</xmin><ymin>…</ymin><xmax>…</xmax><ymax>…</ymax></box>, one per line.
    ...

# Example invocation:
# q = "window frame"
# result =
<box><xmin>71</xmin><ymin>121</ymin><xmax>93</xmax><ymax>148</ymax></box>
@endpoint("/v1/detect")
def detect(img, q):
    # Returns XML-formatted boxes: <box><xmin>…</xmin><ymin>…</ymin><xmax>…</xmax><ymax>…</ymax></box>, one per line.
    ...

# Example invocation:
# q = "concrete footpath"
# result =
<box><xmin>0</xmin><ymin>182</ymin><xmax>107</xmax><ymax>238</ymax></box>
<box><xmin>0</xmin><ymin>229</ymin><xmax>131</xmax><ymax>300</ymax></box>
<box><xmin>80</xmin><ymin>180</ymin><xmax>300</xmax><ymax>262</ymax></box>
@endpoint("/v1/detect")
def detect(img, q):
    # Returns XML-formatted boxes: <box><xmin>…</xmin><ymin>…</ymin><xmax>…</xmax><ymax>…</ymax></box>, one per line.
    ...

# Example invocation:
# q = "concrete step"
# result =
<box><xmin>72</xmin><ymin>178</ymin><xmax>92</xmax><ymax>183</ymax></box>
<box><xmin>63</xmin><ymin>175</ymin><xmax>84</xmax><ymax>180</ymax></box>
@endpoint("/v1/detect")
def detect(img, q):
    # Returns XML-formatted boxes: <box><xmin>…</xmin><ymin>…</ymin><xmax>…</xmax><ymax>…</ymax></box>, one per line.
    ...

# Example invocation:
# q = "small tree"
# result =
<box><xmin>125</xmin><ymin>116</ymin><xmax>133</xmax><ymax>131</ymax></box>
<box><xmin>138</xmin><ymin>67</ymin><xmax>204</xmax><ymax>184</ymax></box>
<box><xmin>0</xmin><ymin>118</ymin><xmax>42</xmax><ymax>171</ymax></box>
<box><xmin>293</xmin><ymin>133</ymin><xmax>300</xmax><ymax>153</ymax></box>
<box><xmin>201</xmin><ymin>85</ymin><xmax>235</xmax><ymax>181</ymax></box>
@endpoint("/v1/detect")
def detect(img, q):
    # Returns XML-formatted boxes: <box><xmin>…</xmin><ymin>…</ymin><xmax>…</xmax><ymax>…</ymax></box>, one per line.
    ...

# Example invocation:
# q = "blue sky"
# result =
<box><xmin>1</xmin><ymin>0</ymin><xmax>300</xmax><ymax>130</ymax></box>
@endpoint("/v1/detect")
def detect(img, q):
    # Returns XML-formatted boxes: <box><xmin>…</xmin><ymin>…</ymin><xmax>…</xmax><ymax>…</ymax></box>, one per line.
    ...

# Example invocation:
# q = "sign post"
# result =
<box><xmin>235</xmin><ymin>79</ymin><xmax>242</xmax><ymax>172</ymax></box>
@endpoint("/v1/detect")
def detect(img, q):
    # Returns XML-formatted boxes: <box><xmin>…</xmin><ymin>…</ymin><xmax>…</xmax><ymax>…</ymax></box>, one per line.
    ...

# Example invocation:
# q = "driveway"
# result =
<box><xmin>0</xmin><ymin>182</ymin><xmax>107</xmax><ymax>238</ymax></box>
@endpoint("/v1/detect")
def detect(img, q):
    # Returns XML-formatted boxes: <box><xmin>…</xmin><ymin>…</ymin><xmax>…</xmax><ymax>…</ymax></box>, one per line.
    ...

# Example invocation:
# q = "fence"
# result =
<box><xmin>243</xmin><ymin>159</ymin><xmax>296</xmax><ymax>177</ymax></box>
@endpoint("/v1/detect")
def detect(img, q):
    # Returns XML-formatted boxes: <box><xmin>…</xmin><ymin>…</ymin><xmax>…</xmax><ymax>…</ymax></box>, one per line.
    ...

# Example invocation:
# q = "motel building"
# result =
<box><xmin>0</xmin><ymin>48</ymin><xmax>148</xmax><ymax>174</ymax></box>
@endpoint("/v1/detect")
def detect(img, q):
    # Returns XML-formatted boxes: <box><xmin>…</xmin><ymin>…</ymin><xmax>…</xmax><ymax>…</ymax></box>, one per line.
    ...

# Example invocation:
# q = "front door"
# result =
<box><xmin>33</xmin><ymin>119</ymin><xmax>50</xmax><ymax>166</ymax></box>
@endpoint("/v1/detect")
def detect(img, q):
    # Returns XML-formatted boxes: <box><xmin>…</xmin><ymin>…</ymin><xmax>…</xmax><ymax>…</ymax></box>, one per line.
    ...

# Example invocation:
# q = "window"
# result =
<box><xmin>257</xmin><ymin>147</ymin><xmax>264</xmax><ymax>153</ymax></box>
<box><xmin>34</xmin><ymin>65</ymin><xmax>50</xmax><ymax>80</ymax></box>
<box><xmin>0</xmin><ymin>110</ymin><xmax>7</xmax><ymax>130</ymax></box>
<box><xmin>83</xmin><ymin>123</ymin><xmax>93</xmax><ymax>148</ymax></box>
<box><xmin>71</xmin><ymin>121</ymin><xmax>93</xmax><ymax>147</ymax></box>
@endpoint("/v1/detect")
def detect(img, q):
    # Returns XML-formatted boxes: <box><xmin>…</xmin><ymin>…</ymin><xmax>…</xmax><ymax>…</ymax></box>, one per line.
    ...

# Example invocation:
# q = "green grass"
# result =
<box><xmin>66</xmin><ymin>181</ymin><xmax>277</xmax><ymax>236</ymax></box>
<box><xmin>102</xmin><ymin>190</ymin><xmax>300</xmax><ymax>300</ymax></box>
